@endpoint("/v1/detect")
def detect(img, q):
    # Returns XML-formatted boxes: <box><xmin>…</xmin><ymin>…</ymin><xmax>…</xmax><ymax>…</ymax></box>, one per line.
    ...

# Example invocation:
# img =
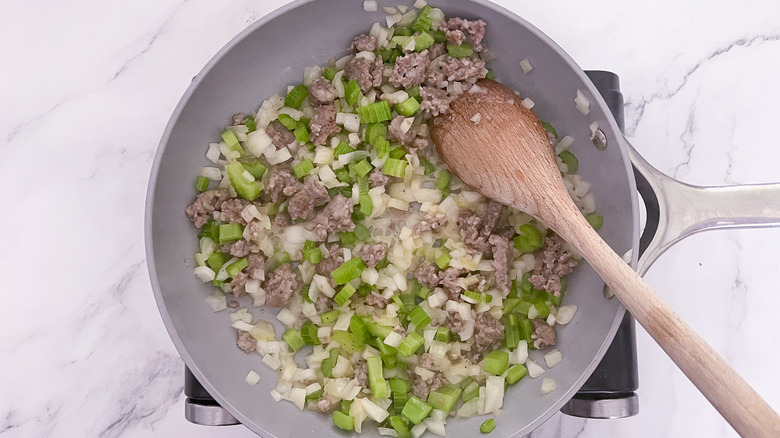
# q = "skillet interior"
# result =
<box><xmin>146</xmin><ymin>0</ymin><xmax>639</xmax><ymax>436</ymax></box>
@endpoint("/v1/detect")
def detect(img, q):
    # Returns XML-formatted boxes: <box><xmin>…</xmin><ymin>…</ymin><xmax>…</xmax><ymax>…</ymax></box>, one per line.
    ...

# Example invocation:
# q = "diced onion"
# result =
<box><xmin>575</xmin><ymin>89</ymin><xmax>590</xmax><ymax>115</ymax></box>
<box><xmin>245</xmin><ymin>370</ymin><xmax>261</xmax><ymax>385</ymax></box>
<box><xmin>246</xmin><ymin>129</ymin><xmax>273</xmax><ymax>157</ymax></box>
<box><xmin>520</xmin><ymin>58</ymin><xmax>533</xmax><ymax>73</ymax></box>
<box><xmin>544</xmin><ymin>349</ymin><xmax>564</xmax><ymax>368</ymax></box>
<box><xmin>361</xmin><ymin>397</ymin><xmax>390</xmax><ymax>422</ymax></box>
<box><xmin>378</xmin><ymin>428</ymin><xmax>398</xmax><ymax>437</ymax></box>
<box><xmin>521</xmin><ymin>98</ymin><xmax>535</xmax><ymax>109</ymax></box>
<box><xmin>556</xmin><ymin>304</ymin><xmax>578</xmax><ymax>324</ymax></box>
<box><xmin>526</xmin><ymin>359</ymin><xmax>545</xmax><ymax>378</ymax></box>
<box><xmin>276</xmin><ymin>308</ymin><xmax>298</xmax><ymax>327</ymax></box>
<box><xmin>363</xmin><ymin>0</ymin><xmax>378</xmax><ymax>12</ymax></box>
<box><xmin>194</xmin><ymin>266</ymin><xmax>216</xmax><ymax>282</ymax></box>
<box><xmin>206</xmin><ymin>291</ymin><xmax>227</xmax><ymax>312</ymax></box>
<box><xmin>483</xmin><ymin>376</ymin><xmax>505</xmax><ymax>414</ymax></box>
<box><xmin>383</xmin><ymin>331</ymin><xmax>404</xmax><ymax>348</ymax></box>
<box><xmin>541</xmin><ymin>377</ymin><xmax>557</xmax><ymax>394</ymax></box>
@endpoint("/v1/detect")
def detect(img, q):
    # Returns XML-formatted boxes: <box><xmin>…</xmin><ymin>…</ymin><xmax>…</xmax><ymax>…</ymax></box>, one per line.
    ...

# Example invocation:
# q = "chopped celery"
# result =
<box><xmin>225</xmin><ymin>257</ymin><xmax>248</xmax><ymax>277</ymax></box>
<box><xmin>375</xmin><ymin>138</ymin><xmax>391</xmax><ymax>158</ymax></box>
<box><xmin>285</xmin><ymin>84</ymin><xmax>309</xmax><ymax>109</ymax></box>
<box><xmin>353</xmin><ymin>223</ymin><xmax>371</xmax><ymax>241</ymax></box>
<box><xmin>436</xmin><ymin>170</ymin><xmax>451</xmax><ymax>192</ymax></box>
<box><xmin>434</xmin><ymin>326</ymin><xmax>451</xmax><ymax>343</ymax></box>
<box><xmin>486</xmin><ymin>68</ymin><xmax>495</xmax><ymax>80</ymax></box>
<box><xmin>447</xmin><ymin>43</ymin><xmax>473</xmax><ymax>58</ymax></box>
<box><xmin>401</xmin><ymin>396</ymin><xmax>432</xmax><ymax>425</ymax></box>
<box><xmin>432</xmin><ymin>29</ymin><xmax>447</xmax><ymax>43</ymax></box>
<box><xmin>282</xmin><ymin>329</ymin><xmax>305</xmax><ymax>353</ymax></box>
<box><xmin>506</xmin><ymin>364</ymin><xmax>528</xmax><ymax>384</ymax></box>
<box><xmin>414</xmin><ymin>31</ymin><xmax>435</xmax><ymax>52</ymax></box>
<box><xmin>541</xmin><ymin>121</ymin><xmax>558</xmax><ymax>139</ymax></box>
<box><xmin>395</xmin><ymin>27</ymin><xmax>413</xmax><ymax>37</ymax></box>
<box><xmin>427</xmin><ymin>384</ymin><xmax>462</xmax><ymax>413</ymax></box>
<box><xmin>462</xmin><ymin>382</ymin><xmax>480</xmax><ymax>402</ymax></box>
<box><xmin>221</xmin><ymin>129</ymin><xmax>243</xmax><ymax>154</ymax></box>
<box><xmin>407</xmin><ymin>85</ymin><xmax>421</xmax><ymax>102</ymax></box>
<box><xmin>356</xmin><ymin>101</ymin><xmax>392</xmax><ymax>123</ymax></box>
<box><xmin>586</xmin><ymin>213</ymin><xmax>604</xmax><ymax>230</ymax></box>
<box><xmin>367</xmin><ymin>356</ymin><xmax>388</xmax><ymax>398</ymax></box>
<box><xmin>277</xmin><ymin>113</ymin><xmax>298</xmax><ymax>130</ymax></box>
<box><xmin>338</xmin><ymin>231</ymin><xmax>357</xmax><ymax>245</ymax></box>
<box><xmin>226</xmin><ymin>162</ymin><xmax>262</xmax><ymax>201</ymax></box>
<box><xmin>359</xmin><ymin>193</ymin><xmax>373</xmax><ymax>216</ymax></box>
<box><xmin>379</xmin><ymin>47</ymin><xmax>402</xmax><ymax>63</ymax></box>
<box><xmin>389</xmin><ymin>146</ymin><xmax>406</xmax><ymax>159</ymax></box>
<box><xmin>349</xmin><ymin>314</ymin><xmax>370</xmax><ymax>344</ymax></box>
<box><xmin>389</xmin><ymin>378</ymin><xmax>411</xmax><ymax>412</ymax></box>
<box><xmin>303</xmin><ymin>247</ymin><xmax>323</xmax><ymax>264</ymax></box>
<box><xmin>345</xmin><ymin>79</ymin><xmax>361</xmax><ymax>107</ymax></box>
<box><xmin>480</xmin><ymin>418</ymin><xmax>496</xmax><ymax>434</ymax></box>
<box><xmin>484</xmin><ymin>350</ymin><xmax>509</xmax><ymax>375</ymax></box>
<box><xmin>533</xmin><ymin>298</ymin><xmax>551</xmax><ymax>319</ymax></box>
<box><xmin>321</xmin><ymin>348</ymin><xmax>339</xmax><ymax>377</ymax></box>
<box><xmin>333</xmin><ymin>141</ymin><xmax>354</xmax><ymax>157</ymax></box>
<box><xmin>239</xmin><ymin>159</ymin><xmax>267</xmax><ymax>179</ymax></box>
<box><xmin>331</xmin><ymin>258</ymin><xmax>366</xmax><ymax>284</ymax></box>
<box><xmin>206</xmin><ymin>252</ymin><xmax>231</xmax><ymax>272</ymax></box>
<box><xmin>334</xmin><ymin>283</ymin><xmax>356</xmax><ymax>306</ymax></box>
<box><xmin>409</xmin><ymin>307</ymin><xmax>431</xmax><ymax>329</ymax></box>
<box><xmin>293</xmin><ymin>124</ymin><xmax>309</xmax><ymax>144</ymax></box>
<box><xmin>365</xmin><ymin>123</ymin><xmax>388</xmax><ymax>146</ymax></box>
<box><xmin>293</xmin><ymin>159</ymin><xmax>314</xmax><ymax>178</ymax></box>
<box><xmin>395</xmin><ymin>97</ymin><xmax>420</xmax><ymax>116</ymax></box>
<box><xmin>350</xmin><ymin>159</ymin><xmax>373</xmax><ymax>177</ymax></box>
<box><xmin>411</xmin><ymin>5</ymin><xmax>433</xmax><ymax>32</ymax></box>
<box><xmin>390</xmin><ymin>416</ymin><xmax>412</xmax><ymax>438</ymax></box>
<box><xmin>397</xmin><ymin>332</ymin><xmax>424</xmax><ymax>357</ymax></box>
<box><xmin>367</xmin><ymin>322</ymin><xmax>393</xmax><ymax>339</ymax></box>
<box><xmin>301</xmin><ymin>322</ymin><xmax>321</xmax><ymax>346</ymax></box>
<box><xmin>504</xmin><ymin>323</ymin><xmax>521</xmax><ymax>350</ymax></box>
<box><xmin>323</xmin><ymin>67</ymin><xmax>338</xmax><ymax>81</ymax></box>
<box><xmin>503</xmin><ymin>298</ymin><xmax>521</xmax><ymax>315</ymax></box>
<box><xmin>520</xmin><ymin>318</ymin><xmax>533</xmax><ymax>344</ymax></box>
<box><xmin>463</xmin><ymin>290</ymin><xmax>492</xmax><ymax>303</ymax></box>
<box><xmin>513</xmin><ymin>224</ymin><xmax>544</xmax><ymax>253</ymax></box>
<box><xmin>306</xmin><ymin>388</ymin><xmax>323</xmax><ymax>401</ymax></box>
<box><xmin>331</xmin><ymin>330</ymin><xmax>364</xmax><ymax>354</ymax></box>
<box><xmin>320</xmin><ymin>310</ymin><xmax>340</xmax><ymax>324</ymax></box>
<box><xmin>435</xmin><ymin>252</ymin><xmax>450</xmax><ymax>269</ymax></box>
<box><xmin>198</xmin><ymin>219</ymin><xmax>220</xmax><ymax>241</ymax></box>
<box><xmin>332</xmin><ymin>411</ymin><xmax>354</xmax><ymax>431</ymax></box>
<box><xmin>383</xmin><ymin>158</ymin><xmax>408</xmax><ymax>178</ymax></box>
<box><xmin>244</xmin><ymin>115</ymin><xmax>257</xmax><ymax>132</ymax></box>
<box><xmin>218</xmin><ymin>223</ymin><xmax>243</xmax><ymax>244</ymax></box>
<box><xmin>375</xmin><ymin>336</ymin><xmax>398</xmax><ymax>357</ymax></box>
<box><xmin>558</xmin><ymin>150</ymin><xmax>579</xmax><ymax>173</ymax></box>
<box><xmin>195</xmin><ymin>175</ymin><xmax>210</xmax><ymax>192</ymax></box>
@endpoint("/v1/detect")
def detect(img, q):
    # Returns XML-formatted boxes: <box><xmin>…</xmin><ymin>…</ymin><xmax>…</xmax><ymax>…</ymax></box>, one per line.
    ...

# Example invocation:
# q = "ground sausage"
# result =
<box><xmin>387</xmin><ymin>115</ymin><xmax>416</xmax><ymax>145</ymax></box>
<box><xmin>351</xmin><ymin>34</ymin><xmax>377</xmax><ymax>52</ymax></box>
<box><xmin>427</xmin><ymin>42</ymin><xmax>446</xmax><ymax>60</ymax></box>
<box><xmin>221</xmin><ymin>239</ymin><xmax>260</xmax><ymax>258</ymax></box>
<box><xmin>389</xmin><ymin>50</ymin><xmax>430</xmax><ymax>89</ymax></box>
<box><xmin>185</xmin><ymin>190</ymin><xmax>230</xmax><ymax>228</ymax></box>
<box><xmin>411</xmin><ymin>371</ymin><xmax>444</xmax><ymax>400</ymax></box>
<box><xmin>308</xmin><ymin>77</ymin><xmax>338</xmax><ymax>105</ymax></box>
<box><xmin>360</xmin><ymin>242</ymin><xmax>387</xmax><ymax>268</ymax></box>
<box><xmin>474</xmin><ymin>312</ymin><xmax>504</xmax><ymax>350</ymax></box>
<box><xmin>264</xmin><ymin>263</ymin><xmax>298</xmax><ymax>307</ymax></box>
<box><xmin>414</xmin><ymin>264</ymin><xmax>440</xmax><ymax>289</ymax></box>
<box><xmin>344</xmin><ymin>56</ymin><xmax>384</xmax><ymax>92</ymax></box>
<box><xmin>266</xmin><ymin>168</ymin><xmax>301</xmax><ymax>203</ymax></box>
<box><xmin>445</xmin><ymin>311</ymin><xmax>465</xmax><ymax>334</ymax></box>
<box><xmin>218</xmin><ymin>198</ymin><xmax>249</xmax><ymax>225</ymax></box>
<box><xmin>413</xmin><ymin>210</ymin><xmax>448</xmax><ymax>236</ymax></box>
<box><xmin>315</xmin><ymin>294</ymin><xmax>335</xmax><ymax>312</ymax></box>
<box><xmin>457</xmin><ymin>202</ymin><xmax>503</xmax><ymax>254</ymax></box>
<box><xmin>439</xmin><ymin>267</ymin><xmax>465</xmax><ymax>300</ymax></box>
<box><xmin>315</xmin><ymin>395</ymin><xmax>338</xmax><ymax>413</ymax></box>
<box><xmin>529</xmin><ymin>235</ymin><xmax>578</xmax><ymax>296</ymax></box>
<box><xmin>247</xmin><ymin>253</ymin><xmax>265</xmax><ymax>278</ymax></box>
<box><xmin>441</xmin><ymin>56</ymin><xmax>488</xmax><ymax>82</ymax></box>
<box><xmin>488</xmin><ymin>234</ymin><xmax>511</xmax><ymax>295</ymax></box>
<box><xmin>532</xmin><ymin>319</ymin><xmax>556</xmax><ymax>349</ymax></box>
<box><xmin>440</xmin><ymin>17</ymin><xmax>487</xmax><ymax>44</ymax></box>
<box><xmin>236</xmin><ymin>330</ymin><xmax>256</xmax><ymax>353</ymax></box>
<box><xmin>309</xmin><ymin>104</ymin><xmax>341</xmax><ymax>146</ymax></box>
<box><xmin>315</xmin><ymin>246</ymin><xmax>343</xmax><ymax>280</ymax></box>
<box><xmin>365</xmin><ymin>292</ymin><xmax>387</xmax><ymax>309</ymax></box>
<box><xmin>368</xmin><ymin>167</ymin><xmax>390</xmax><ymax>188</ymax></box>
<box><xmin>353</xmin><ymin>359</ymin><xmax>369</xmax><ymax>388</ymax></box>
<box><xmin>306</xmin><ymin>195</ymin><xmax>355</xmax><ymax>240</ymax></box>
<box><xmin>288</xmin><ymin>179</ymin><xmax>330</xmax><ymax>220</ymax></box>
<box><xmin>230</xmin><ymin>272</ymin><xmax>249</xmax><ymax>297</ymax></box>
<box><xmin>419</xmin><ymin>86</ymin><xmax>451</xmax><ymax>116</ymax></box>
<box><xmin>266</xmin><ymin>120</ymin><xmax>296</xmax><ymax>150</ymax></box>
<box><xmin>232</xmin><ymin>113</ymin><xmax>245</xmax><ymax>125</ymax></box>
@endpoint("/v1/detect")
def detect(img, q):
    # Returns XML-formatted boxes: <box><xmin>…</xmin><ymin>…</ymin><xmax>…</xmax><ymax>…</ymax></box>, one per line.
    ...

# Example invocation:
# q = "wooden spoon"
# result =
<box><xmin>430</xmin><ymin>79</ymin><xmax>780</xmax><ymax>438</ymax></box>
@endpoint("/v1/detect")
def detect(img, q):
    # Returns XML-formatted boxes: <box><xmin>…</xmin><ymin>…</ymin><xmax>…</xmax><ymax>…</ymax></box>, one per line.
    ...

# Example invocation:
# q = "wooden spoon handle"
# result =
<box><xmin>546</xmin><ymin>198</ymin><xmax>780</xmax><ymax>438</ymax></box>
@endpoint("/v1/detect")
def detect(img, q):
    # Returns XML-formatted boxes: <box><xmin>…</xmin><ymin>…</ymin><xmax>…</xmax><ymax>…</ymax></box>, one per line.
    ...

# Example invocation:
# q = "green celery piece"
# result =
<box><xmin>359</xmin><ymin>193</ymin><xmax>373</xmax><ymax>216</ymax></box>
<box><xmin>277</xmin><ymin>113</ymin><xmax>298</xmax><ymax>130</ymax></box>
<box><xmin>303</xmin><ymin>247</ymin><xmax>323</xmax><ymax>264</ymax></box>
<box><xmin>388</xmin><ymin>146</ymin><xmax>406</xmax><ymax>159</ymax></box>
<box><xmin>321</xmin><ymin>348</ymin><xmax>339</xmax><ymax>377</ymax></box>
<box><xmin>426</xmin><ymin>384</ymin><xmax>462</xmax><ymax>413</ymax></box>
<box><xmin>293</xmin><ymin>124</ymin><xmax>309</xmax><ymax>144</ymax></box>
<box><xmin>447</xmin><ymin>43</ymin><xmax>473</xmax><ymax>58</ymax></box>
<box><xmin>333</xmin><ymin>141</ymin><xmax>354</xmax><ymax>157</ymax></box>
<box><xmin>435</xmin><ymin>252</ymin><xmax>450</xmax><ymax>269</ymax></box>
<box><xmin>293</xmin><ymin>159</ymin><xmax>314</xmax><ymax>178</ymax></box>
<box><xmin>395</xmin><ymin>97</ymin><xmax>420</xmax><ymax>117</ymax></box>
<box><xmin>401</xmin><ymin>396</ymin><xmax>432</xmax><ymax>425</ymax></box>
<box><xmin>285</xmin><ymin>84</ymin><xmax>309</xmax><ymax>109</ymax></box>
<box><xmin>506</xmin><ymin>364</ymin><xmax>528</xmax><ymax>385</ymax></box>
<box><xmin>390</xmin><ymin>416</ymin><xmax>412</xmax><ymax>438</ymax></box>
<box><xmin>244</xmin><ymin>115</ymin><xmax>257</xmax><ymax>132</ymax></box>
<box><xmin>225</xmin><ymin>257</ymin><xmax>248</xmax><ymax>277</ymax></box>
<box><xmin>320</xmin><ymin>310</ymin><xmax>340</xmax><ymax>324</ymax></box>
<box><xmin>483</xmin><ymin>350</ymin><xmax>509</xmax><ymax>375</ymax></box>
<box><xmin>395</xmin><ymin>27</ymin><xmax>413</xmax><ymax>37</ymax></box>
<box><xmin>432</xmin><ymin>29</ymin><xmax>447</xmax><ymax>43</ymax></box>
<box><xmin>586</xmin><ymin>213</ymin><xmax>604</xmax><ymax>230</ymax></box>
<box><xmin>411</xmin><ymin>5</ymin><xmax>433</xmax><ymax>32</ymax></box>
<box><xmin>332</xmin><ymin>330</ymin><xmax>364</xmax><ymax>354</ymax></box>
<box><xmin>195</xmin><ymin>175</ymin><xmax>210</xmax><ymax>192</ymax></box>
<box><xmin>334</xmin><ymin>283</ymin><xmax>356</xmax><ymax>306</ymax></box>
<box><xmin>375</xmin><ymin>336</ymin><xmax>398</xmax><ymax>357</ymax></box>
<box><xmin>533</xmin><ymin>298</ymin><xmax>551</xmax><ymax>319</ymax></box>
<box><xmin>397</xmin><ymin>332</ymin><xmax>424</xmax><ymax>357</ymax></box>
<box><xmin>406</xmin><ymin>85</ymin><xmax>421</xmax><ymax>102</ymax></box>
<box><xmin>332</xmin><ymin>411</ymin><xmax>354</xmax><ymax>431</ymax></box>
<box><xmin>367</xmin><ymin>356</ymin><xmax>388</xmax><ymax>399</ymax></box>
<box><xmin>383</xmin><ymin>158</ymin><xmax>408</xmax><ymax>178</ymax></box>
<box><xmin>365</xmin><ymin>123</ymin><xmax>388</xmax><ymax>146</ymax></box>
<box><xmin>434</xmin><ymin>326</ymin><xmax>451</xmax><ymax>343</ymax></box>
<box><xmin>345</xmin><ymin>79</ymin><xmax>361</xmax><ymax>107</ymax></box>
<box><xmin>300</xmin><ymin>322</ymin><xmax>321</xmax><ymax>346</ymax></box>
<box><xmin>462</xmin><ymin>381</ymin><xmax>480</xmax><ymax>402</ymax></box>
<box><xmin>520</xmin><ymin>318</ymin><xmax>534</xmax><ymax>344</ymax></box>
<box><xmin>513</xmin><ymin>224</ymin><xmax>544</xmax><ymax>253</ymax></box>
<box><xmin>350</xmin><ymin>159</ymin><xmax>373</xmax><ymax>177</ymax></box>
<box><xmin>356</xmin><ymin>101</ymin><xmax>392</xmax><ymax>123</ymax></box>
<box><xmin>198</xmin><ymin>219</ymin><xmax>220</xmax><ymax>241</ymax></box>
<box><xmin>349</xmin><ymin>314</ymin><xmax>370</xmax><ymax>344</ymax></box>
<box><xmin>409</xmin><ymin>306</ymin><xmax>431</xmax><ymax>329</ymax></box>
<box><xmin>239</xmin><ymin>159</ymin><xmax>267</xmax><ymax>179</ymax></box>
<box><xmin>282</xmin><ymin>328</ymin><xmax>305</xmax><ymax>352</ymax></box>
<box><xmin>323</xmin><ymin>67</ymin><xmax>338</xmax><ymax>81</ymax></box>
<box><xmin>226</xmin><ymin>162</ymin><xmax>262</xmax><ymax>201</ymax></box>
<box><xmin>541</xmin><ymin>121</ymin><xmax>558</xmax><ymax>139</ymax></box>
<box><xmin>206</xmin><ymin>252</ymin><xmax>231</xmax><ymax>272</ymax></box>
<box><xmin>480</xmin><ymin>418</ymin><xmax>496</xmax><ymax>434</ymax></box>
<box><xmin>414</xmin><ymin>31</ymin><xmax>435</xmax><ymax>52</ymax></box>
<box><xmin>221</xmin><ymin>129</ymin><xmax>243</xmax><ymax>154</ymax></box>
<box><xmin>218</xmin><ymin>223</ymin><xmax>243</xmax><ymax>244</ymax></box>
<box><xmin>331</xmin><ymin>258</ymin><xmax>366</xmax><ymax>284</ymax></box>
<box><xmin>558</xmin><ymin>150</ymin><xmax>579</xmax><ymax>173</ymax></box>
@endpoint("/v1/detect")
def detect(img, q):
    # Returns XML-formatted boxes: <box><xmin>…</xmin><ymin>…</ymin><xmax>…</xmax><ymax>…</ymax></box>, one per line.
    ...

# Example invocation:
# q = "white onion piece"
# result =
<box><xmin>383</xmin><ymin>331</ymin><xmax>404</xmax><ymax>348</ymax></box>
<box><xmin>245</xmin><ymin>370</ymin><xmax>260</xmax><ymax>385</ymax></box>
<box><xmin>556</xmin><ymin>304</ymin><xmax>578</xmax><ymax>324</ymax></box>
<box><xmin>544</xmin><ymin>349</ymin><xmax>564</xmax><ymax>368</ymax></box>
<box><xmin>526</xmin><ymin>359</ymin><xmax>545</xmax><ymax>378</ymax></box>
<box><xmin>363</xmin><ymin>0</ymin><xmax>378</xmax><ymax>12</ymax></box>
<box><xmin>361</xmin><ymin>397</ymin><xmax>390</xmax><ymax>422</ymax></box>
<box><xmin>206</xmin><ymin>291</ymin><xmax>227</xmax><ymax>312</ymax></box>
<box><xmin>521</xmin><ymin>97</ymin><xmax>535</xmax><ymax>109</ymax></box>
<box><xmin>378</xmin><ymin>427</ymin><xmax>398</xmax><ymax>437</ymax></box>
<box><xmin>541</xmin><ymin>377</ymin><xmax>557</xmax><ymax>394</ymax></box>
<box><xmin>575</xmin><ymin>89</ymin><xmax>590</xmax><ymax>115</ymax></box>
<box><xmin>413</xmin><ymin>0</ymin><xmax>427</xmax><ymax>8</ymax></box>
<box><xmin>194</xmin><ymin>266</ymin><xmax>216</xmax><ymax>282</ymax></box>
<box><xmin>520</xmin><ymin>58</ymin><xmax>533</xmax><ymax>73</ymax></box>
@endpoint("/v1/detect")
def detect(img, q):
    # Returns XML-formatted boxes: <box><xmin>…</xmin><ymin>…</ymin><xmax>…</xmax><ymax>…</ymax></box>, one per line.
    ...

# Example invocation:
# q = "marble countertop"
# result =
<box><xmin>3</xmin><ymin>0</ymin><xmax>779</xmax><ymax>436</ymax></box>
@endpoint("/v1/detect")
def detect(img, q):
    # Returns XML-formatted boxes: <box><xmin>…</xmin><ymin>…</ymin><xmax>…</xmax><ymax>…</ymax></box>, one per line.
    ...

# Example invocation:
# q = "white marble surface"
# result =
<box><xmin>2</xmin><ymin>0</ymin><xmax>779</xmax><ymax>437</ymax></box>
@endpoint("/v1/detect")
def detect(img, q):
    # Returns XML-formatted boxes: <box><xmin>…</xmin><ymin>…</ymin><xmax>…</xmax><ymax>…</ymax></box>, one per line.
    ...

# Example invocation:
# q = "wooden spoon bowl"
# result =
<box><xmin>430</xmin><ymin>79</ymin><xmax>780</xmax><ymax>438</ymax></box>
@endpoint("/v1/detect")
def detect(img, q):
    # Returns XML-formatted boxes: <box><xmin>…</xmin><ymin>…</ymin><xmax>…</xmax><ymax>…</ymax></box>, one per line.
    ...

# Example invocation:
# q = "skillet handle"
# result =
<box><xmin>622</xmin><ymin>135</ymin><xmax>780</xmax><ymax>276</ymax></box>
